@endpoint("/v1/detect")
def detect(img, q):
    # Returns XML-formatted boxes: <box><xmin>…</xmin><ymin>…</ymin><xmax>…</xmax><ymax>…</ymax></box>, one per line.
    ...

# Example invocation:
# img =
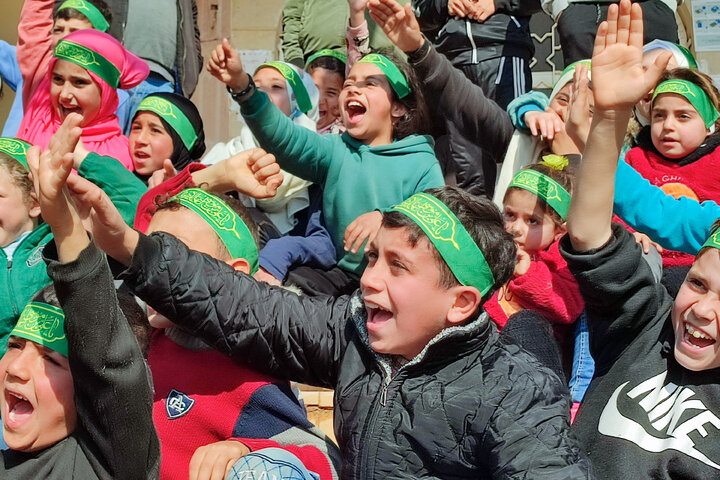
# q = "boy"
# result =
<box><xmin>561</xmin><ymin>1</ymin><xmax>720</xmax><ymax>477</ymax></box>
<box><xmin>0</xmin><ymin>115</ymin><xmax>159</xmax><ymax>478</ymax></box>
<box><xmin>66</xmin><ymin>178</ymin><xmax>592</xmax><ymax>477</ymax></box>
<box><xmin>141</xmin><ymin>188</ymin><xmax>340</xmax><ymax>480</ymax></box>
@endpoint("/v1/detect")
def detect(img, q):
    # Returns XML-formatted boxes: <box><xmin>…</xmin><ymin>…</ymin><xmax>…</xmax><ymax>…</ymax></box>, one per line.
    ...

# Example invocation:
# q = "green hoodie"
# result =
<box><xmin>0</xmin><ymin>153</ymin><xmax>146</xmax><ymax>356</ymax></box>
<box><xmin>240</xmin><ymin>90</ymin><xmax>444</xmax><ymax>276</ymax></box>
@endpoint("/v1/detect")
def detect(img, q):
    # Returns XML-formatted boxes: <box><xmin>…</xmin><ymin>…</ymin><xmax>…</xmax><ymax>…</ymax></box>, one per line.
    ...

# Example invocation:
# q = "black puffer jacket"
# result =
<box><xmin>122</xmin><ymin>232</ymin><xmax>593</xmax><ymax>479</ymax></box>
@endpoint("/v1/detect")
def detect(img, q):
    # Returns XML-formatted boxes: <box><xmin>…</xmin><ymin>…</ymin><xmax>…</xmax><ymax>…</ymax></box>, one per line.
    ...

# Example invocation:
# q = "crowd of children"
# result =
<box><xmin>1</xmin><ymin>0</ymin><xmax>720</xmax><ymax>478</ymax></box>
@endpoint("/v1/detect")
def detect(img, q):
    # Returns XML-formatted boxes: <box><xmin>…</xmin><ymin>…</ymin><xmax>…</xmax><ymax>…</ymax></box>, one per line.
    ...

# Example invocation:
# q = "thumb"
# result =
<box><xmin>163</xmin><ymin>159</ymin><xmax>175</xmax><ymax>175</ymax></box>
<box><xmin>404</xmin><ymin>3</ymin><xmax>419</xmax><ymax>28</ymax></box>
<box><xmin>646</xmin><ymin>51</ymin><xmax>672</xmax><ymax>91</ymax></box>
<box><xmin>222</xmin><ymin>38</ymin><xmax>236</xmax><ymax>59</ymax></box>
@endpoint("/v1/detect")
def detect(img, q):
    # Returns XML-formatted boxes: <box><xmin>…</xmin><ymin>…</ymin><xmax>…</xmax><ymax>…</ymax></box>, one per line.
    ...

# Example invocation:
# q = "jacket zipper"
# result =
<box><xmin>357</xmin><ymin>366</ymin><xmax>396</xmax><ymax>477</ymax></box>
<box><xmin>6</xmin><ymin>258</ymin><xmax>19</xmax><ymax>317</ymax></box>
<box><xmin>466</xmin><ymin>19</ymin><xmax>478</xmax><ymax>64</ymax></box>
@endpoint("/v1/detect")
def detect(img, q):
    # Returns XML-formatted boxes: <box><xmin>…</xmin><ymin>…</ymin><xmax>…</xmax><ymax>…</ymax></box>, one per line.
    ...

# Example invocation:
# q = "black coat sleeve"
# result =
<box><xmin>494</xmin><ymin>0</ymin><xmax>543</xmax><ymax>17</ymax></box>
<box><xmin>121</xmin><ymin>232</ymin><xmax>354</xmax><ymax>389</ymax></box>
<box><xmin>410</xmin><ymin>41</ymin><xmax>513</xmax><ymax>163</ymax></box>
<box><xmin>560</xmin><ymin>224</ymin><xmax>673</xmax><ymax>375</ymax></box>
<box><xmin>45</xmin><ymin>241</ymin><xmax>160</xmax><ymax>480</ymax></box>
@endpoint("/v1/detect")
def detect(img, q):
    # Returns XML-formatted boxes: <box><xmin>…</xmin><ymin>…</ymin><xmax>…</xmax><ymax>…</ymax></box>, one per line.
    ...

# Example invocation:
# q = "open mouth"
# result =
<box><xmin>133</xmin><ymin>150</ymin><xmax>151</xmax><ymax>161</ymax></box>
<box><xmin>59</xmin><ymin>105</ymin><xmax>82</xmax><ymax>119</ymax></box>
<box><xmin>683</xmin><ymin>322</ymin><xmax>716</xmax><ymax>349</ymax></box>
<box><xmin>345</xmin><ymin>100</ymin><xmax>367</xmax><ymax>124</ymax></box>
<box><xmin>365</xmin><ymin>301</ymin><xmax>392</xmax><ymax>331</ymax></box>
<box><xmin>4</xmin><ymin>389</ymin><xmax>34</xmax><ymax>429</ymax></box>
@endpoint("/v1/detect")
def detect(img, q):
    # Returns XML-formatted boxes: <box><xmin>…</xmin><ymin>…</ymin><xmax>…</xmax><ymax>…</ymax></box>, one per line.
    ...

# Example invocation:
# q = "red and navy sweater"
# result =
<box><xmin>149</xmin><ymin>332</ymin><xmax>338</xmax><ymax>480</ymax></box>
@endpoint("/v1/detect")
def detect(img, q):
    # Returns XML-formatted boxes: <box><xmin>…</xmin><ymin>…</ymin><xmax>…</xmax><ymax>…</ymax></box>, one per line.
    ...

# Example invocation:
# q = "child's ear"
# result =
<box><xmin>553</xmin><ymin>222</ymin><xmax>568</xmax><ymax>243</ymax></box>
<box><xmin>446</xmin><ymin>286</ymin><xmax>483</xmax><ymax>325</ymax></box>
<box><xmin>390</xmin><ymin>101</ymin><xmax>408</xmax><ymax>121</ymax></box>
<box><xmin>28</xmin><ymin>200</ymin><xmax>42</xmax><ymax>220</ymax></box>
<box><xmin>226</xmin><ymin>258</ymin><xmax>251</xmax><ymax>275</ymax></box>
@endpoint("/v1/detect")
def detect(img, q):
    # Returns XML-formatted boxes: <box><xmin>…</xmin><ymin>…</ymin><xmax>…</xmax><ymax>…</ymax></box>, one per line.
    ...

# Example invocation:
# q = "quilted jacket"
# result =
<box><xmin>121</xmin><ymin>232</ymin><xmax>593</xmax><ymax>479</ymax></box>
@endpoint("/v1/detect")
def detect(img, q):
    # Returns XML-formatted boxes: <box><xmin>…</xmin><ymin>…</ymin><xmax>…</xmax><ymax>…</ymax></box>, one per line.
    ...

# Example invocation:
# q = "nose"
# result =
<box><xmin>691</xmin><ymin>294</ymin><xmax>720</xmax><ymax>324</ymax></box>
<box><xmin>136</xmin><ymin>127</ymin><xmax>150</xmax><ymax>145</ymax></box>
<box><xmin>5</xmin><ymin>349</ymin><xmax>32</xmax><ymax>382</ymax></box>
<box><xmin>59</xmin><ymin>83</ymin><xmax>74</xmax><ymax>103</ymax></box>
<box><xmin>360</xmin><ymin>261</ymin><xmax>384</xmax><ymax>295</ymax></box>
<box><xmin>662</xmin><ymin>115</ymin><xmax>676</xmax><ymax>131</ymax></box>
<box><xmin>506</xmin><ymin>219</ymin><xmax>525</xmax><ymax>240</ymax></box>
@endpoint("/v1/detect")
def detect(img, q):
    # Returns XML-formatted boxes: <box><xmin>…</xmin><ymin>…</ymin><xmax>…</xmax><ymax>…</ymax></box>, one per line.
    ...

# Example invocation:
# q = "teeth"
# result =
<box><xmin>348</xmin><ymin>101</ymin><xmax>362</xmax><ymax>108</ymax></box>
<box><xmin>9</xmin><ymin>392</ymin><xmax>27</xmax><ymax>401</ymax></box>
<box><xmin>686</xmin><ymin>324</ymin><xmax>711</xmax><ymax>340</ymax></box>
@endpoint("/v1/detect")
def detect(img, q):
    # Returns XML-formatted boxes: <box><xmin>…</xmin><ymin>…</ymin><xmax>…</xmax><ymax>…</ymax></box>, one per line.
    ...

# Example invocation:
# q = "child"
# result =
<box><xmin>68</xmin><ymin>182</ymin><xmax>592</xmax><ymax>478</ymax></box>
<box><xmin>17</xmin><ymin>29</ymin><xmax>148</xmax><ymax>170</ymax></box>
<box><xmin>621</xmin><ymin>68</ymin><xmax>720</xmax><ymax>268</ymax></box>
<box><xmin>305</xmin><ymin>49</ymin><xmax>346</xmax><ymax>134</ymax></box>
<box><xmin>141</xmin><ymin>188</ymin><xmax>339</xmax><ymax>479</ymax></box>
<box><xmin>129</xmin><ymin>92</ymin><xmax>206</xmax><ymax>180</ymax></box>
<box><xmin>207</xmin><ymin>38</ymin><xmax>443</xmax><ymax>289</ymax></box>
<box><xmin>485</xmin><ymin>161</ymin><xmax>584</xmax><ymax>337</ymax></box>
<box><xmin>0</xmin><ymin>118</ymin><xmax>159</xmax><ymax>478</ymax></box>
<box><xmin>562</xmin><ymin>1</ymin><xmax>720</xmax><ymax>476</ymax></box>
<box><xmin>0</xmin><ymin>126</ymin><xmax>146</xmax><ymax>359</ymax></box>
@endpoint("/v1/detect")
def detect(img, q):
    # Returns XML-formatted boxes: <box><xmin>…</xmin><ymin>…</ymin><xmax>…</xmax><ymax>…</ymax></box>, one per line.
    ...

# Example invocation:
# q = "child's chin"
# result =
<box><xmin>674</xmin><ymin>346</ymin><xmax>718</xmax><ymax>372</ymax></box>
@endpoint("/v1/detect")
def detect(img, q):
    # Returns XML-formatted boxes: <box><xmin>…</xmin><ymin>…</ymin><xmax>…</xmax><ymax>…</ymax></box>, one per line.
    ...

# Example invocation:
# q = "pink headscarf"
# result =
<box><xmin>18</xmin><ymin>30</ymin><xmax>148</xmax><ymax>170</ymax></box>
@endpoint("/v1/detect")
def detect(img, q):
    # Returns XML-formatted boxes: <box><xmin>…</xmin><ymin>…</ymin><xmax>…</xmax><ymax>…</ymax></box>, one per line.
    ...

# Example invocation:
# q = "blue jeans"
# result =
<box><xmin>226</xmin><ymin>448</ymin><xmax>320</xmax><ymax>480</ymax></box>
<box><xmin>122</xmin><ymin>73</ymin><xmax>175</xmax><ymax>135</ymax></box>
<box><xmin>569</xmin><ymin>313</ymin><xmax>595</xmax><ymax>403</ymax></box>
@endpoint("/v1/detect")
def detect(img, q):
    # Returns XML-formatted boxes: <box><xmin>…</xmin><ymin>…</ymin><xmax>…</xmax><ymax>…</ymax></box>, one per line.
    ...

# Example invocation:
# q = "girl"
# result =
<box><xmin>129</xmin><ymin>92</ymin><xmax>206</xmax><ymax>181</ymax></box>
<box><xmin>485</xmin><ymin>161</ymin><xmax>584</xmax><ymax>335</ymax></box>
<box><xmin>207</xmin><ymin>39</ymin><xmax>442</xmax><ymax>284</ymax></box>
<box><xmin>203</xmin><ymin>61</ymin><xmax>320</xmax><ymax>237</ymax></box>
<box><xmin>622</xmin><ymin>68</ymin><xmax>720</xmax><ymax>268</ymax></box>
<box><xmin>17</xmin><ymin>30</ymin><xmax>148</xmax><ymax>170</ymax></box>
<box><xmin>305</xmin><ymin>49</ymin><xmax>346</xmax><ymax>134</ymax></box>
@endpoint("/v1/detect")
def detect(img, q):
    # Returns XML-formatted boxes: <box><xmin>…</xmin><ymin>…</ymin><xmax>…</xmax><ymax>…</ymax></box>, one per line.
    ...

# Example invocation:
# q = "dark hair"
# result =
<box><xmin>31</xmin><ymin>283</ymin><xmax>150</xmax><ymax>358</ymax></box>
<box><xmin>654</xmin><ymin>68</ymin><xmax>720</xmax><ymax>131</ymax></box>
<box><xmin>364</xmin><ymin>49</ymin><xmax>430</xmax><ymax>140</ymax></box>
<box><xmin>504</xmin><ymin>162</ymin><xmax>575</xmax><ymax>227</ymax></box>
<box><xmin>155</xmin><ymin>190</ymin><xmax>260</xmax><ymax>260</ymax></box>
<box><xmin>381</xmin><ymin>186</ymin><xmax>516</xmax><ymax>307</ymax></box>
<box><xmin>306</xmin><ymin>56</ymin><xmax>345</xmax><ymax>79</ymax></box>
<box><xmin>53</xmin><ymin>0</ymin><xmax>113</xmax><ymax>26</ymax></box>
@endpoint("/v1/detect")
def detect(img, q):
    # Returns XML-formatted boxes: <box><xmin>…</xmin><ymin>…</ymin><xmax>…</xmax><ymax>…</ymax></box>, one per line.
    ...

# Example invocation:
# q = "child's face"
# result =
<box><xmin>0</xmin><ymin>337</ymin><xmax>76</xmax><ymax>451</ymax></box>
<box><xmin>51</xmin><ymin>17</ymin><xmax>93</xmax><ymax>49</ymax></box>
<box><xmin>651</xmin><ymin>93</ymin><xmax>709</xmax><ymax>159</ymax></box>
<box><xmin>254</xmin><ymin>68</ymin><xmax>292</xmax><ymax>117</ymax></box>
<box><xmin>0</xmin><ymin>169</ymin><xmax>40</xmax><ymax>248</ymax></box>
<box><xmin>310</xmin><ymin>67</ymin><xmax>343</xmax><ymax>130</ymax></box>
<box><xmin>549</xmin><ymin>83</ymin><xmax>573</xmax><ymax>122</ymax></box>
<box><xmin>340</xmin><ymin>62</ymin><xmax>406</xmax><ymax>147</ymax></box>
<box><xmin>129</xmin><ymin>112</ymin><xmax>175</xmax><ymax>176</ymax></box>
<box><xmin>672</xmin><ymin>248</ymin><xmax>720</xmax><ymax>371</ymax></box>
<box><xmin>360</xmin><ymin>226</ymin><xmax>460</xmax><ymax>360</ymax></box>
<box><xmin>503</xmin><ymin>189</ymin><xmax>565</xmax><ymax>254</ymax></box>
<box><xmin>50</xmin><ymin>60</ymin><xmax>102</xmax><ymax>127</ymax></box>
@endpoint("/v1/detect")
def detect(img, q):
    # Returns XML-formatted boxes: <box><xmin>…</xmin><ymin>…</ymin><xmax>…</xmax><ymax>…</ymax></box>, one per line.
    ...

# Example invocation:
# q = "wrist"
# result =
<box><xmin>227</xmin><ymin>73</ymin><xmax>252</xmax><ymax>96</ymax></box>
<box><xmin>406</xmin><ymin>36</ymin><xmax>431</xmax><ymax>61</ymax></box>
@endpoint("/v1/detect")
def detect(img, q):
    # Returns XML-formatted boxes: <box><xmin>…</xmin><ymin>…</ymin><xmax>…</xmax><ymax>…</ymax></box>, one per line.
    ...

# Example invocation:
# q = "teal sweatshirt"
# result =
<box><xmin>0</xmin><ymin>153</ymin><xmax>146</xmax><ymax>356</ymax></box>
<box><xmin>240</xmin><ymin>90</ymin><xmax>444</xmax><ymax>276</ymax></box>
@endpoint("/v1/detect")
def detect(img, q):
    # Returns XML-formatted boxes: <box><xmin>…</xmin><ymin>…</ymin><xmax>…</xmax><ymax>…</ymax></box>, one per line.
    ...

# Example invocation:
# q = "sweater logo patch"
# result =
<box><xmin>166</xmin><ymin>389</ymin><xmax>195</xmax><ymax>419</ymax></box>
<box><xmin>598</xmin><ymin>371</ymin><xmax>720</xmax><ymax>470</ymax></box>
<box><xmin>25</xmin><ymin>246</ymin><xmax>44</xmax><ymax>267</ymax></box>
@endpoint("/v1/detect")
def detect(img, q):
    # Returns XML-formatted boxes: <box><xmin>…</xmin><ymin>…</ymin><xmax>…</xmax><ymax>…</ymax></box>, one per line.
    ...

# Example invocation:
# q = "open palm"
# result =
<box><xmin>591</xmin><ymin>0</ymin><xmax>670</xmax><ymax>111</ymax></box>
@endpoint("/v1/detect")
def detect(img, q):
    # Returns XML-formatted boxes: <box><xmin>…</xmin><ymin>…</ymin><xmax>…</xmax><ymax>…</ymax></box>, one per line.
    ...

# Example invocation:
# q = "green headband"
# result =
<box><xmin>388</xmin><ymin>193</ymin><xmax>495</xmax><ymax>296</ymax></box>
<box><xmin>137</xmin><ymin>96</ymin><xmax>198</xmax><ymax>151</ymax></box>
<box><xmin>356</xmin><ymin>54</ymin><xmax>411</xmax><ymax>99</ymax></box>
<box><xmin>170</xmin><ymin>188</ymin><xmax>259</xmax><ymax>273</ymax></box>
<box><xmin>54</xmin><ymin>39</ymin><xmax>120</xmax><ymax>87</ymax></box>
<box><xmin>11</xmin><ymin>302</ymin><xmax>68</xmax><ymax>357</ymax></box>
<box><xmin>306</xmin><ymin>49</ymin><xmax>347</xmax><ymax>68</ymax></box>
<box><xmin>256</xmin><ymin>62</ymin><xmax>312</xmax><ymax>114</ymax></box>
<box><xmin>652</xmin><ymin>80</ymin><xmax>720</xmax><ymax>129</ymax></box>
<box><xmin>57</xmin><ymin>0</ymin><xmax>110</xmax><ymax>32</ymax></box>
<box><xmin>701</xmin><ymin>228</ymin><xmax>720</xmax><ymax>253</ymax></box>
<box><xmin>509</xmin><ymin>169</ymin><xmax>572</xmax><ymax>220</ymax></box>
<box><xmin>0</xmin><ymin>137</ymin><xmax>31</xmax><ymax>170</ymax></box>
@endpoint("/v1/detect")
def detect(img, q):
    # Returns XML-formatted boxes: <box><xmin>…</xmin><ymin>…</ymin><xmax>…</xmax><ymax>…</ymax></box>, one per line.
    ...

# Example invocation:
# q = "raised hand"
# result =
<box><xmin>368</xmin><ymin>0</ymin><xmax>424</xmax><ymax>53</ymax></box>
<box><xmin>523</xmin><ymin>110</ymin><xmax>564</xmax><ymax>140</ymax></box>
<box><xmin>26</xmin><ymin>113</ymin><xmax>89</xmax><ymax>262</ymax></box>
<box><xmin>207</xmin><ymin>38</ymin><xmax>248</xmax><ymax>91</ymax></box>
<box><xmin>565</xmin><ymin>63</ymin><xmax>593</xmax><ymax>150</ymax></box>
<box><xmin>147</xmin><ymin>159</ymin><xmax>177</xmax><ymax>189</ymax></box>
<box><xmin>590</xmin><ymin>0</ymin><xmax>670</xmax><ymax>112</ymax></box>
